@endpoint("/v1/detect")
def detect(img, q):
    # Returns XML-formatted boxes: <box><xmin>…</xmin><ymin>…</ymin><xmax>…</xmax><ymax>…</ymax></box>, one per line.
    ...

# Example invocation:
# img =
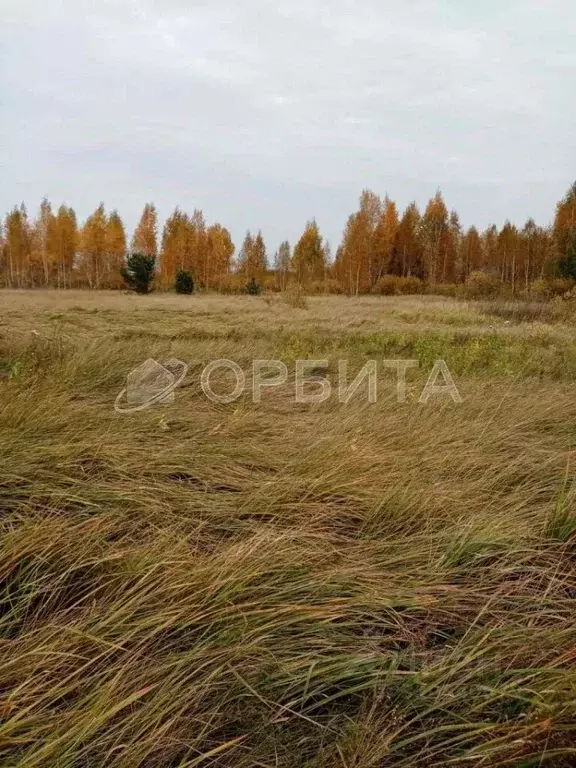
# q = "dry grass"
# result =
<box><xmin>0</xmin><ymin>290</ymin><xmax>507</xmax><ymax>336</ymax></box>
<box><xmin>1</xmin><ymin>290</ymin><xmax>576</xmax><ymax>766</ymax></box>
<box><xmin>281</xmin><ymin>288</ymin><xmax>310</xmax><ymax>310</ymax></box>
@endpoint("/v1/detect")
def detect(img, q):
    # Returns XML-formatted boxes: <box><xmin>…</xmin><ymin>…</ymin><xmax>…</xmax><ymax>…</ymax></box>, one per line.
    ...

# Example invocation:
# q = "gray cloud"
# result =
<box><xmin>1</xmin><ymin>0</ymin><xmax>575</xmax><ymax>253</ymax></box>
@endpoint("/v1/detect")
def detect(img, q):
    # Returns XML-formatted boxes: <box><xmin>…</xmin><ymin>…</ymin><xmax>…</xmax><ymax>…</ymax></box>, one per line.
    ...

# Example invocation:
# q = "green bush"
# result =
<box><xmin>120</xmin><ymin>253</ymin><xmax>156</xmax><ymax>294</ymax></box>
<box><xmin>246</xmin><ymin>277</ymin><xmax>261</xmax><ymax>296</ymax></box>
<box><xmin>556</xmin><ymin>234</ymin><xmax>576</xmax><ymax>280</ymax></box>
<box><xmin>175</xmin><ymin>270</ymin><xmax>194</xmax><ymax>295</ymax></box>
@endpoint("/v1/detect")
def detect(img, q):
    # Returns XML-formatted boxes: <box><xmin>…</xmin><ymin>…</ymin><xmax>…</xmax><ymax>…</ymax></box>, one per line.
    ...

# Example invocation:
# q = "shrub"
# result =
<box><xmin>302</xmin><ymin>279</ymin><xmax>342</xmax><ymax>295</ymax></box>
<box><xmin>281</xmin><ymin>279</ymin><xmax>344</xmax><ymax>295</ymax></box>
<box><xmin>305</xmin><ymin>280</ymin><xmax>327</xmax><ymax>295</ymax></box>
<box><xmin>463</xmin><ymin>271</ymin><xmax>501</xmax><ymax>299</ymax></box>
<box><xmin>372</xmin><ymin>275</ymin><xmax>401</xmax><ymax>295</ymax></box>
<box><xmin>121</xmin><ymin>253</ymin><xmax>156</xmax><ymax>294</ymax></box>
<box><xmin>373</xmin><ymin>275</ymin><xmax>426</xmax><ymax>296</ymax></box>
<box><xmin>529</xmin><ymin>279</ymin><xmax>551</xmax><ymax>301</ymax></box>
<box><xmin>323</xmin><ymin>278</ymin><xmax>345</xmax><ymax>295</ymax></box>
<box><xmin>398</xmin><ymin>276</ymin><xmax>425</xmax><ymax>295</ymax></box>
<box><xmin>175</xmin><ymin>270</ymin><xmax>194</xmax><ymax>295</ymax></box>
<box><xmin>547</xmin><ymin>278</ymin><xmax>574</xmax><ymax>297</ymax></box>
<box><xmin>245</xmin><ymin>277</ymin><xmax>261</xmax><ymax>296</ymax></box>
<box><xmin>430</xmin><ymin>283</ymin><xmax>460</xmax><ymax>298</ymax></box>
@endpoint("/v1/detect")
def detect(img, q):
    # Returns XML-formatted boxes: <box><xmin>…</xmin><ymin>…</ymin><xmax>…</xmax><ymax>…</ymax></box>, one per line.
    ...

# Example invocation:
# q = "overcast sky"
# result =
<box><xmin>1</xmin><ymin>0</ymin><xmax>575</xmax><ymax>254</ymax></box>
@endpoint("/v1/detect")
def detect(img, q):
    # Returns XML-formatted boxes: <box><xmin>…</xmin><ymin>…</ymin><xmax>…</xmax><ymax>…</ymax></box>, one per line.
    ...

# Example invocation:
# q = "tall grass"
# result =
<box><xmin>1</xmin><ymin>291</ymin><xmax>576</xmax><ymax>766</ymax></box>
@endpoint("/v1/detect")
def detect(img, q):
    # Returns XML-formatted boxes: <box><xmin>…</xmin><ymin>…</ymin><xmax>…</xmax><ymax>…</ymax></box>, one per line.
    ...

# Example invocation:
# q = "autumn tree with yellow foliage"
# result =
<box><xmin>236</xmin><ymin>231</ymin><xmax>268</xmax><ymax>282</ymax></box>
<box><xmin>1</xmin><ymin>183</ymin><xmax>575</xmax><ymax>294</ymax></box>
<box><xmin>292</xmin><ymin>220</ymin><xmax>326</xmax><ymax>287</ymax></box>
<box><xmin>132</xmin><ymin>203</ymin><xmax>158</xmax><ymax>259</ymax></box>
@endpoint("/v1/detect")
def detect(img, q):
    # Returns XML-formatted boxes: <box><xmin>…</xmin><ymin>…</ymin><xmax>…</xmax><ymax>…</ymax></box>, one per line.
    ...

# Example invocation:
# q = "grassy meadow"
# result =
<box><xmin>1</xmin><ymin>290</ymin><xmax>576</xmax><ymax>766</ymax></box>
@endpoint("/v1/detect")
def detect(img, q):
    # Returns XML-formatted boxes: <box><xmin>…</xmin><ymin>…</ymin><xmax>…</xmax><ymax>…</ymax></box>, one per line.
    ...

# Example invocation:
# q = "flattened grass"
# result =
<box><xmin>1</xmin><ymin>292</ymin><xmax>576</xmax><ymax>766</ymax></box>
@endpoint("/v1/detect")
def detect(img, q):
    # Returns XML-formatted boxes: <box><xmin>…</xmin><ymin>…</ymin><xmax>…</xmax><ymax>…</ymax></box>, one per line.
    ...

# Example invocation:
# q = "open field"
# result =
<box><xmin>1</xmin><ymin>290</ymin><xmax>576</xmax><ymax>766</ymax></box>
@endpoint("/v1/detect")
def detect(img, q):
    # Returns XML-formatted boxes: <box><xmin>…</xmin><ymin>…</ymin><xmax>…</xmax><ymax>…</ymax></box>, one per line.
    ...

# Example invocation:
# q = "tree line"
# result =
<box><xmin>1</xmin><ymin>183</ymin><xmax>575</xmax><ymax>294</ymax></box>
